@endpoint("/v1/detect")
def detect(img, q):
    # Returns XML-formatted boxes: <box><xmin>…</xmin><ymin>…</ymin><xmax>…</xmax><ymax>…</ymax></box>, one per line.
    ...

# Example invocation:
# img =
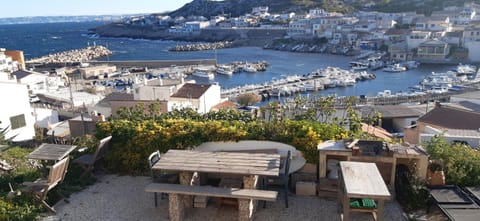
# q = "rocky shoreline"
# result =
<box><xmin>168</xmin><ymin>41</ymin><xmax>234</xmax><ymax>52</ymax></box>
<box><xmin>27</xmin><ymin>46</ymin><xmax>112</xmax><ymax>63</ymax></box>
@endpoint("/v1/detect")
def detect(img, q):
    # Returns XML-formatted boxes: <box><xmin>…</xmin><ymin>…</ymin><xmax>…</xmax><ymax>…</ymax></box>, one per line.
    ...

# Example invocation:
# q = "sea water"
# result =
<box><xmin>0</xmin><ymin>22</ymin><xmax>456</xmax><ymax>97</ymax></box>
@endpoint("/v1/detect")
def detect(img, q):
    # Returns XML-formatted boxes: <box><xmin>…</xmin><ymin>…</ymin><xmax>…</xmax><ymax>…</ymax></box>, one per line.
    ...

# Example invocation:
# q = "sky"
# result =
<box><xmin>0</xmin><ymin>0</ymin><xmax>193</xmax><ymax>18</ymax></box>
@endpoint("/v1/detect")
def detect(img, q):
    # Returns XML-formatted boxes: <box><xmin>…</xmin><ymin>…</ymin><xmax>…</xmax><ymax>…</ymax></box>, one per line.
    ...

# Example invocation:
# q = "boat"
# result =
<box><xmin>454</xmin><ymin>64</ymin><xmax>477</xmax><ymax>75</ymax></box>
<box><xmin>401</xmin><ymin>61</ymin><xmax>420</xmax><ymax>69</ymax></box>
<box><xmin>383</xmin><ymin>63</ymin><xmax>407</xmax><ymax>72</ymax></box>
<box><xmin>242</xmin><ymin>65</ymin><xmax>257</xmax><ymax>73</ymax></box>
<box><xmin>192</xmin><ymin>69</ymin><xmax>214</xmax><ymax>80</ymax></box>
<box><xmin>349</xmin><ymin>61</ymin><xmax>369</xmax><ymax>71</ymax></box>
<box><xmin>216</xmin><ymin>66</ymin><xmax>233</xmax><ymax>76</ymax></box>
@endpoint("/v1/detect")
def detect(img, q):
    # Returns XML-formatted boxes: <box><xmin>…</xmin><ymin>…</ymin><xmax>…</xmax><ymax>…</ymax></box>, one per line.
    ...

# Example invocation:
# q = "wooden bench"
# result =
<box><xmin>145</xmin><ymin>183</ymin><xmax>277</xmax><ymax>221</ymax></box>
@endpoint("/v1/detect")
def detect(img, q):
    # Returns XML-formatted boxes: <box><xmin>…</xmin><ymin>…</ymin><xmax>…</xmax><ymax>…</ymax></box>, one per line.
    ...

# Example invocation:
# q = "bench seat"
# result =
<box><xmin>145</xmin><ymin>183</ymin><xmax>277</xmax><ymax>201</ymax></box>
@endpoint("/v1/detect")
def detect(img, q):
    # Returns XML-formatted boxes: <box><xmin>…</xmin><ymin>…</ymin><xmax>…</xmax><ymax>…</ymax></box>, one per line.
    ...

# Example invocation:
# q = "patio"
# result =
<box><xmin>53</xmin><ymin>175</ymin><xmax>407</xmax><ymax>221</ymax></box>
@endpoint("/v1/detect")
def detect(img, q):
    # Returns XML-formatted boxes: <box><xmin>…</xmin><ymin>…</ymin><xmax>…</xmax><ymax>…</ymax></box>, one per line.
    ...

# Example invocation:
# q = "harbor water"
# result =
<box><xmin>0</xmin><ymin>22</ymin><xmax>458</xmax><ymax>97</ymax></box>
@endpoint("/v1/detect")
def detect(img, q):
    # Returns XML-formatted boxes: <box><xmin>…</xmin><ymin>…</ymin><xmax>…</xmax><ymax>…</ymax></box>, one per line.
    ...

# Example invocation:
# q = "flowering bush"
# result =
<box><xmin>97</xmin><ymin>118</ymin><xmax>349</xmax><ymax>174</ymax></box>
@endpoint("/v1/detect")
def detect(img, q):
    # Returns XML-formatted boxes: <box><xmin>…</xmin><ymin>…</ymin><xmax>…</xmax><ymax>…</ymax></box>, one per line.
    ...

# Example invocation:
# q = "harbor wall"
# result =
<box><xmin>93</xmin><ymin>23</ymin><xmax>286</xmax><ymax>46</ymax></box>
<box><xmin>90</xmin><ymin>59</ymin><xmax>217</xmax><ymax>68</ymax></box>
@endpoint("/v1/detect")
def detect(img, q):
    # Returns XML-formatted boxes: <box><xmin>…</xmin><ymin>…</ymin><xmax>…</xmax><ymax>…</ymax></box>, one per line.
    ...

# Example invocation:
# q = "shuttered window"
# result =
<box><xmin>10</xmin><ymin>114</ymin><xmax>26</xmax><ymax>129</ymax></box>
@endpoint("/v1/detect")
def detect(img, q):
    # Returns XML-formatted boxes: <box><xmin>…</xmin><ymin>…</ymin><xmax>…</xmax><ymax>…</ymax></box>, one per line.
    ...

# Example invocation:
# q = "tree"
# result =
<box><xmin>236</xmin><ymin>93</ymin><xmax>261</xmax><ymax>107</ymax></box>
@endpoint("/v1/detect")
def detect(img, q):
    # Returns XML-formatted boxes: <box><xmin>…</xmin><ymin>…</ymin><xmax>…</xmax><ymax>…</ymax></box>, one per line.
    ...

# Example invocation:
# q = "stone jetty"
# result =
<box><xmin>27</xmin><ymin>46</ymin><xmax>112</xmax><ymax>64</ymax></box>
<box><xmin>169</xmin><ymin>41</ymin><xmax>233</xmax><ymax>52</ymax></box>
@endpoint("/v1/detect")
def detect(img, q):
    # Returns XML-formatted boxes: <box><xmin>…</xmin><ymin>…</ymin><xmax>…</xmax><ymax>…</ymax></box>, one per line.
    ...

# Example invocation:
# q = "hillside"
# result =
<box><xmin>168</xmin><ymin>0</ymin><xmax>352</xmax><ymax>17</ymax></box>
<box><xmin>168</xmin><ymin>0</ymin><xmax>478</xmax><ymax>18</ymax></box>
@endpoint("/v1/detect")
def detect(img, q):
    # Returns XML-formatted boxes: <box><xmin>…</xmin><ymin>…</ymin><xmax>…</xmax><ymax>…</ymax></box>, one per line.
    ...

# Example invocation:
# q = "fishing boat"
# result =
<box><xmin>454</xmin><ymin>64</ymin><xmax>477</xmax><ymax>75</ymax></box>
<box><xmin>243</xmin><ymin>64</ymin><xmax>257</xmax><ymax>73</ymax></box>
<box><xmin>192</xmin><ymin>69</ymin><xmax>214</xmax><ymax>80</ymax></box>
<box><xmin>383</xmin><ymin>63</ymin><xmax>407</xmax><ymax>72</ymax></box>
<box><xmin>349</xmin><ymin>61</ymin><xmax>369</xmax><ymax>71</ymax></box>
<box><xmin>216</xmin><ymin>66</ymin><xmax>233</xmax><ymax>76</ymax></box>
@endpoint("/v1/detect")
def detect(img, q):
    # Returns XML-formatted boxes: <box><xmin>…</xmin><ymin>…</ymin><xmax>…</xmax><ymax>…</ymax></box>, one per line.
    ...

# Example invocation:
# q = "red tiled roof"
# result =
<box><xmin>418</xmin><ymin>106</ymin><xmax>480</xmax><ymax>130</ymax></box>
<box><xmin>211</xmin><ymin>100</ymin><xmax>236</xmax><ymax>110</ymax></box>
<box><xmin>171</xmin><ymin>83</ymin><xmax>212</xmax><ymax>99</ymax></box>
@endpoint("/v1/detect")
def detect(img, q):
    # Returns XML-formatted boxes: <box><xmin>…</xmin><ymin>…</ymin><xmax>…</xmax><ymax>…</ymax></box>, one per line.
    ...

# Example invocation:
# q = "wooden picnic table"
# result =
<box><xmin>339</xmin><ymin>161</ymin><xmax>391</xmax><ymax>221</ymax></box>
<box><xmin>153</xmin><ymin>149</ymin><xmax>280</xmax><ymax>176</ymax></box>
<box><xmin>153</xmin><ymin>149</ymin><xmax>281</xmax><ymax>221</ymax></box>
<box><xmin>28</xmin><ymin>143</ymin><xmax>77</xmax><ymax>161</ymax></box>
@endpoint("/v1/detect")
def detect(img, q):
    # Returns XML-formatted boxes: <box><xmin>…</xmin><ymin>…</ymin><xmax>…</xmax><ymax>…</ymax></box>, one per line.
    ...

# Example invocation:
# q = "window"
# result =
<box><xmin>10</xmin><ymin>114</ymin><xmax>26</xmax><ymax>129</ymax></box>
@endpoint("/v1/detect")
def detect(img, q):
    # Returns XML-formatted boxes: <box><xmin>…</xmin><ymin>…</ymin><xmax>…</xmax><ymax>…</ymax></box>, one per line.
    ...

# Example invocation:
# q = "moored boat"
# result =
<box><xmin>192</xmin><ymin>69</ymin><xmax>215</xmax><ymax>80</ymax></box>
<box><xmin>383</xmin><ymin>63</ymin><xmax>407</xmax><ymax>72</ymax></box>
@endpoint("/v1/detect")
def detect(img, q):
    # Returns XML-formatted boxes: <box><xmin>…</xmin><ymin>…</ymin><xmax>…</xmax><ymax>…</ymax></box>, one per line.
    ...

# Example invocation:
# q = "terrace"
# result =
<box><xmin>2</xmin><ymin>105</ymin><xmax>480</xmax><ymax>221</ymax></box>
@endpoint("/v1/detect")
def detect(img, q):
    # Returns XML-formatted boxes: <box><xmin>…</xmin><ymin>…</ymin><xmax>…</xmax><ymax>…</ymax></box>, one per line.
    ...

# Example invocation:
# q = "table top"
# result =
<box><xmin>340</xmin><ymin>161</ymin><xmax>391</xmax><ymax>200</ymax></box>
<box><xmin>28</xmin><ymin>143</ymin><xmax>77</xmax><ymax>161</ymax></box>
<box><xmin>153</xmin><ymin>149</ymin><xmax>280</xmax><ymax>176</ymax></box>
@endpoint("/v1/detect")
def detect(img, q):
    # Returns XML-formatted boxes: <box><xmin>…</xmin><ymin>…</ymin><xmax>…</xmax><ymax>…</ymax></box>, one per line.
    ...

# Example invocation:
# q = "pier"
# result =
<box><xmin>90</xmin><ymin>59</ymin><xmax>217</xmax><ymax>69</ymax></box>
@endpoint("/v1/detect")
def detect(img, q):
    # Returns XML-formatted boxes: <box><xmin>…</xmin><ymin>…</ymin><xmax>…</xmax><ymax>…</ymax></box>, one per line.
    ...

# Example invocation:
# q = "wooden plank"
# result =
<box><xmin>156</xmin><ymin>162</ymin><xmax>278</xmax><ymax>173</ymax></box>
<box><xmin>156</xmin><ymin>164</ymin><xmax>279</xmax><ymax>176</ymax></box>
<box><xmin>340</xmin><ymin>161</ymin><xmax>391</xmax><ymax>200</ymax></box>
<box><xmin>154</xmin><ymin>150</ymin><xmax>280</xmax><ymax>176</ymax></box>
<box><xmin>165</xmin><ymin>150</ymin><xmax>280</xmax><ymax>161</ymax></box>
<box><xmin>156</xmin><ymin>157</ymin><xmax>279</xmax><ymax>167</ymax></box>
<box><xmin>28</xmin><ymin>144</ymin><xmax>77</xmax><ymax>161</ymax></box>
<box><xmin>144</xmin><ymin>183</ymin><xmax>278</xmax><ymax>201</ymax></box>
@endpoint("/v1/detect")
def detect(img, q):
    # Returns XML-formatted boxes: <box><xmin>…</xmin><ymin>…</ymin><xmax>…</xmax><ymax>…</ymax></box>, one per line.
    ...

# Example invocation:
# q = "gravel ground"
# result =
<box><xmin>54</xmin><ymin>175</ymin><xmax>407</xmax><ymax>221</ymax></box>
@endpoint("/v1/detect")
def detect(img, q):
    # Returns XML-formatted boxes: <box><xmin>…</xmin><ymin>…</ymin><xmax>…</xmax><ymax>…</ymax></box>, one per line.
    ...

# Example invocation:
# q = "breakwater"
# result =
<box><xmin>169</xmin><ymin>41</ymin><xmax>233</xmax><ymax>52</ymax></box>
<box><xmin>27</xmin><ymin>46</ymin><xmax>112</xmax><ymax>64</ymax></box>
<box><xmin>91</xmin><ymin>59</ymin><xmax>217</xmax><ymax>69</ymax></box>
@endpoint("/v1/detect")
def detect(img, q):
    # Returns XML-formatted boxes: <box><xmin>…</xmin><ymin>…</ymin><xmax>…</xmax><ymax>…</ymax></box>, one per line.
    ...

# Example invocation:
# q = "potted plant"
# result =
<box><xmin>427</xmin><ymin>160</ymin><xmax>445</xmax><ymax>186</ymax></box>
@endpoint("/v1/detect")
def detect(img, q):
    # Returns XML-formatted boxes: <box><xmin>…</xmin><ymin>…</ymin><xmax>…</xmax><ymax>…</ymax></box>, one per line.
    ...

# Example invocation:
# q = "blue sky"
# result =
<box><xmin>0</xmin><ymin>0</ymin><xmax>192</xmax><ymax>18</ymax></box>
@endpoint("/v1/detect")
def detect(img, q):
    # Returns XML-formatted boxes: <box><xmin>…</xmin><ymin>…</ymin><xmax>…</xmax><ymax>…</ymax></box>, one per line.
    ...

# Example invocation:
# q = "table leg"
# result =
<box><xmin>169</xmin><ymin>193</ymin><xmax>184</xmax><ymax>221</ymax></box>
<box><xmin>179</xmin><ymin>171</ymin><xmax>194</xmax><ymax>208</ymax></box>
<box><xmin>342</xmin><ymin>196</ymin><xmax>350</xmax><ymax>221</ymax></box>
<box><xmin>377</xmin><ymin>199</ymin><xmax>385</xmax><ymax>221</ymax></box>
<box><xmin>238</xmin><ymin>175</ymin><xmax>259</xmax><ymax>221</ymax></box>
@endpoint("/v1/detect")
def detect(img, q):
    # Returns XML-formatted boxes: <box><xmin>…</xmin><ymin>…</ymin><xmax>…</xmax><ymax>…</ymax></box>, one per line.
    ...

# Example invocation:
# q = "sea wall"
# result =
<box><xmin>93</xmin><ymin>24</ymin><xmax>286</xmax><ymax>46</ymax></box>
<box><xmin>90</xmin><ymin>59</ymin><xmax>217</xmax><ymax>68</ymax></box>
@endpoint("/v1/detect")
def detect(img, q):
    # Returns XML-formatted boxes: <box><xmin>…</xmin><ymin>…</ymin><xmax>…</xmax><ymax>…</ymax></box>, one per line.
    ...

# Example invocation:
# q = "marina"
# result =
<box><xmin>3</xmin><ymin>22</ymin><xmax>480</xmax><ymax>104</ymax></box>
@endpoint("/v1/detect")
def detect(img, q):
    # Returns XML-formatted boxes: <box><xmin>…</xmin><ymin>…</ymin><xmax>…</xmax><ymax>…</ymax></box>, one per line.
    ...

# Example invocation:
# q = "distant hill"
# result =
<box><xmin>167</xmin><ymin>0</ymin><xmax>474</xmax><ymax>18</ymax></box>
<box><xmin>168</xmin><ymin>0</ymin><xmax>353</xmax><ymax>18</ymax></box>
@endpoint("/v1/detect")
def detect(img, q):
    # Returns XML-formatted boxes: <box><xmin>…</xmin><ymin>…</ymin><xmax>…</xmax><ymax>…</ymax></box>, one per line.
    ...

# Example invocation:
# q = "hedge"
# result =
<box><xmin>96</xmin><ymin>119</ymin><xmax>349</xmax><ymax>174</ymax></box>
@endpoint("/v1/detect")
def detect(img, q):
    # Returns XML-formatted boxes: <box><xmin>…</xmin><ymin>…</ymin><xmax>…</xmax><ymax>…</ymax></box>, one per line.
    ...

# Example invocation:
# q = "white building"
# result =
<box><xmin>168</xmin><ymin>83</ymin><xmax>221</xmax><ymax>114</ymax></box>
<box><xmin>0</xmin><ymin>48</ymin><xmax>17</xmax><ymax>72</ymax></box>
<box><xmin>288</xmin><ymin>19</ymin><xmax>311</xmax><ymax>36</ymax></box>
<box><xmin>11</xmin><ymin>70</ymin><xmax>64</xmax><ymax>94</ymax></box>
<box><xmin>252</xmin><ymin>6</ymin><xmax>269</xmax><ymax>16</ymax></box>
<box><xmin>415</xmin><ymin>16</ymin><xmax>452</xmax><ymax>32</ymax></box>
<box><xmin>184</xmin><ymin>21</ymin><xmax>210</xmax><ymax>32</ymax></box>
<box><xmin>0</xmin><ymin>79</ymin><xmax>35</xmax><ymax>141</ymax></box>
<box><xmin>133</xmin><ymin>77</ymin><xmax>187</xmax><ymax>101</ymax></box>
<box><xmin>309</xmin><ymin>8</ymin><xmax>326</xmax><ymax>18</ymax></box>
<box><xmin>407</xmin><ymin>31</ymin><xmax>431</xmax><ymax>50</ymax></box>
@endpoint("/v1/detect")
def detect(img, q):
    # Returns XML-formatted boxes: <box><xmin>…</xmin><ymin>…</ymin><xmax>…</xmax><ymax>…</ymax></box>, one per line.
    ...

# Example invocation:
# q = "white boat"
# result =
<box><xmin>401</xmin><ymin>61</ymin><xmax>420</xmax><ymax>69</ymax></box>
<box><xmin>350</xmin><ymin>61</ymin><xmax>369</xmax><ymax>71</ymax></box>
<box><xmin>455</xmin><ymin>64</ymin><xmax>477</xmax><ymax>75</ymax></box>
<box><xmin>192</xmin><ymin>69</ymin><xmax>214</xmax><ymax>80</ymax></box>
<box><xmin>383</xmin><ymin>63</ymin><xmax>407</xmax><ymax>72</ymax></box>
<box><xmin>216</xmin><ymin>66</ymin><xmax>233</xmax><ymax>76</ymax></box>
<box><xmin>243</xmin><ymin>65</ymin><xmax>257</xmax><ymax>73</ymax></box>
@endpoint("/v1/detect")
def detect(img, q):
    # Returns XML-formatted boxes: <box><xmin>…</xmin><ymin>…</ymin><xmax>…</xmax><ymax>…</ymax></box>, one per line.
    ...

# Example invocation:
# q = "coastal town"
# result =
<box><xmin>97</xmin><ymin>2</ymin><xmax>480</xmax><ymax>64</ymax></box>
<box><xmin>1</xmin><ymin>1</ymin><xmax>480</xmax><ymax>221</ymax></box>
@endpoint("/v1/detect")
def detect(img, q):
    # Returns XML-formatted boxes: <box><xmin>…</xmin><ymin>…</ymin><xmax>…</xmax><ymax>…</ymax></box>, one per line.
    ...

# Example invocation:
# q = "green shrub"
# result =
<box><xmin>97</xmin><ymin>117</ymin><xmax>350</xmax><ymax>174</ymax></box>
<box><xmin>426</xmin><ymin>136</ymin><xmax>480</xmax><ymax>186</ymax></box>
<box><xmin>0</xmin><ymin>195</ymin><xmax>44</xmax><ymax>221</ymax></box>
